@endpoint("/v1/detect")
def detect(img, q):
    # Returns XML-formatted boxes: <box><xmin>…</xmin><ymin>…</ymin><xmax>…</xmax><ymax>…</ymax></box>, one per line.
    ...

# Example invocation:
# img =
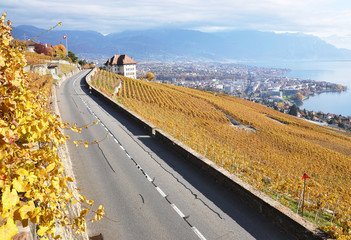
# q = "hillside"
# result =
<box><xmin>11</xmin><ymin>25</ymin><xmax>351</xmax><ymax>62</ymax></box>
<box><xmin>91</xmin><ymin>70</ymin><xmax>351</xmax><ymax>238</ymax></box>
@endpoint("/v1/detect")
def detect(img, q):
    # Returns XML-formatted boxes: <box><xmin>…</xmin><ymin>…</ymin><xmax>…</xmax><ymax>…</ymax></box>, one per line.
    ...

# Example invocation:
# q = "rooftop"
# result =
<box><xmin>105</xmin><ymin>54</ymin><xmax>136</xmax><ymax>65</ymax></box>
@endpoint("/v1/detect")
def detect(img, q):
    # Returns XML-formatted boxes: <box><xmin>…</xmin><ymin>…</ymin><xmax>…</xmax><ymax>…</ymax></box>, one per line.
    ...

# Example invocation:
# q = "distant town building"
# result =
<box><xmin>105</xmin><ymin>54</ymin><xmax>137</xmax><ymax>79</ymax></box>
<box><xmin>261</xmin><ymin>90</ymin><xmax>282</xmax><ymax>98</ymax></box>
<box><xmin>224</xmin><ymin>84</ymin><xmax>234</xmax><ymax>93</ymax></box>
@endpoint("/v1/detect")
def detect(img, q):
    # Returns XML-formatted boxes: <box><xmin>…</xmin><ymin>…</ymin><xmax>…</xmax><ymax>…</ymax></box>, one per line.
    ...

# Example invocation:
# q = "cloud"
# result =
<box><xmin>190</xmin><ymin>26</ymin><xmax>236</xmax><ymax>32</ymax></box>
<box><xmin>1</xmin><ymin>0</ymin><xmax>351</xmax><ymax>48</ymax></box>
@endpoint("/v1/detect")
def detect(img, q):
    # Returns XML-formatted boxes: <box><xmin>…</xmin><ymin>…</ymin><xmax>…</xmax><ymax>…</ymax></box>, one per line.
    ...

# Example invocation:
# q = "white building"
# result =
<box><xmin>105</xmin><ymin>55</ymin><xmax>137</xmax><ymax>79</ymax></box>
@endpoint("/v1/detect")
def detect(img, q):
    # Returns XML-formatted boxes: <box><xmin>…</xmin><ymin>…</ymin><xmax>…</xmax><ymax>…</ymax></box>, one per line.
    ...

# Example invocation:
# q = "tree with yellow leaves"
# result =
<box><xmin>53</xmin><ymin>43</ymin><xmax>67</xmax><ymax>59</ymax></box>
<box><xmin>0</xmin><ymin>13</ymin><xmax>103</xmax><ymax>240</ymax></box>
<box><xmin>146</xmin><ymin>72</ymin><xmax>156</xmax><ymax>81</ymax></box>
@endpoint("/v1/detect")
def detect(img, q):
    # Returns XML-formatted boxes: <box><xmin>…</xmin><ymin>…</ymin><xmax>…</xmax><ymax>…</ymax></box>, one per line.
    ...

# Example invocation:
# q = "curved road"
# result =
<box><xmin>57</xmin><ymin>70</ymin><xmax>295</xmax><ymax>240</ymax></box>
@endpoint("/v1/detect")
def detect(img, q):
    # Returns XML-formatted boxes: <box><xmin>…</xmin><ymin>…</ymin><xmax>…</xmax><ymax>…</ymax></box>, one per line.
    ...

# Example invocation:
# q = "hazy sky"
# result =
<box><xmin>1</xmin><ymin>0</ymin><xmax>351</xmax><ymax>49</ymax></box>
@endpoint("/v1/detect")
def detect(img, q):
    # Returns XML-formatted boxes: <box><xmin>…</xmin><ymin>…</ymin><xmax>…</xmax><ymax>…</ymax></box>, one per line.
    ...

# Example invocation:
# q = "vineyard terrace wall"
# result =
<box><xmin>85</xmin><ymin>71</ymin><xmax>329</xmax><ymax>240</ymax></box>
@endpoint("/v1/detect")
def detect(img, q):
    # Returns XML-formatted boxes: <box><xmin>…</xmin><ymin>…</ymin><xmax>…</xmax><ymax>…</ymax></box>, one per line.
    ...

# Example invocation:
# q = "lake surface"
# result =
<box><xmin>246</xmin><ymin>60</ymin><xmax>351</xmax><ymax>117</ymax></box>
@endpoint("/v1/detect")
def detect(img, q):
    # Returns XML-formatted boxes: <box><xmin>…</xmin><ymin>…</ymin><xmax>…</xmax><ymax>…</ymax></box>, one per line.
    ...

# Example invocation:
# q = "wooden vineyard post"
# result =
<box><xmin>301</xmin><ymin>172</ymin><xmax>310</xmax><ymax>217</ymax></box>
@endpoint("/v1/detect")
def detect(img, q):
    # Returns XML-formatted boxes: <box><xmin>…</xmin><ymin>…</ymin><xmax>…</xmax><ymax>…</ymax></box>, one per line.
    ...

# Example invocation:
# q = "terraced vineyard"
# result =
<box><xmin>24</xmin><ymin>51</ymin><xmax>57</xmax><ymax>65</ymax></box>
<box><xmin>92</xmin><ymin>70</ymin><xmax>351</xmax><ymax>239</ymax></box>
<box><xmin>90</xmin><ymin>70</ymin><xmax>121</xmax><ymax>96</ymax></box>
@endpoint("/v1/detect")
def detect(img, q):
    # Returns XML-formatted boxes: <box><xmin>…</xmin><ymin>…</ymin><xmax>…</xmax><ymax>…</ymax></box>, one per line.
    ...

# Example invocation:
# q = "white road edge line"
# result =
<box><xmin>171</xmin><ymin>204</ymin><xmax>185</xmax><ymax>218</ymax></box>
<box><xmin>156</xmin><ymin>187</ymin><xmax>167</xmax><ymax>198</ymax></box>
<box><xmin>120</xmin><ymin>145</ymin><xmax>125</xmax><ymax>151</ymax></box>
<box><xmin>192</xmin><ymin>227</ymin><xmax>207</xmax><ymax>240</ymax></box>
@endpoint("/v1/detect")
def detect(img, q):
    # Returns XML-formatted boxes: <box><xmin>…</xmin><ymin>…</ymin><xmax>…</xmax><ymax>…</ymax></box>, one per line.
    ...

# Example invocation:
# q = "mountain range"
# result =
<box><xmin>12</xmin><ymin>25</ymin><xmax>351</xmax><ymax>63</ymax></box>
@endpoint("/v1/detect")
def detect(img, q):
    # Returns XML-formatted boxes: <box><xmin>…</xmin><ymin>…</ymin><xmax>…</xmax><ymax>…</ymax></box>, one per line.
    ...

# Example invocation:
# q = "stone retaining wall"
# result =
<box><xmin>56</xmin><ymin>68</ymin><xmax>80</xmax><ymax>86</ymax></box>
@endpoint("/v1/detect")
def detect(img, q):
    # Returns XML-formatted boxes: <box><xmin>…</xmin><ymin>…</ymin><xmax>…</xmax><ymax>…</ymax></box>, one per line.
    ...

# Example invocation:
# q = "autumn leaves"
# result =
<box><xmin>0</xmin><ymin>13</ymin><xmax>103</xmax><ymax>240</ymax></box>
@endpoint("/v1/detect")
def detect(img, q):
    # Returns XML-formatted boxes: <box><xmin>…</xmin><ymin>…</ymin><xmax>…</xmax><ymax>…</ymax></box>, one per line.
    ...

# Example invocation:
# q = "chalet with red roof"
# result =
<box><xmin>105</xmin><ymin>54</ymin><xmax>137</xmax><ymax>79</ymax></box>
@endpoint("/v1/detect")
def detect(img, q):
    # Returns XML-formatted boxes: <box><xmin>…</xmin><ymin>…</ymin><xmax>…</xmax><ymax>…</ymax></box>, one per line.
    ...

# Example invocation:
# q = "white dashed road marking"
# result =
<box><xmin>156</xmin><ymin>186</ymin><xmax>167</xmax><ymax>198</ymax></box>
<box><xmin>171</xmin><ymin>203</ymin><xmax>185</xmax><ymax>218</ymax></box>
<box><xmin>72</xmin><ymin>74</ymin><xmax>207</xmax><ymax>240</ymax></box>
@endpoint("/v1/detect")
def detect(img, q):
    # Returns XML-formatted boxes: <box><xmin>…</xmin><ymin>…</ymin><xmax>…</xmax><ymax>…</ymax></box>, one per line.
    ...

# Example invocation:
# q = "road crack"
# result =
<box><xmin>150</xmin><ymin>155</ymin><xmax>224</xmax><ymax>220</ymax></box>
<box><xmin>96</xmin><ymin>142</ymin><xmax>115</xmax><ymax>173</ymax></box>
<box><xmin>139</xmin><ymin>193</ymin><xmax>145</xmax><ymax>209</ymax></box>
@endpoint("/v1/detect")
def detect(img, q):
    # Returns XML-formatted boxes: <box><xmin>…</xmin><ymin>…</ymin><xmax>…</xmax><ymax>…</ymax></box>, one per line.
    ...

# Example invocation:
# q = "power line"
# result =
<box><xmin>29</xmin><ymin>22</ymin><xmax>62</xmax><ymax>41</ymax></box>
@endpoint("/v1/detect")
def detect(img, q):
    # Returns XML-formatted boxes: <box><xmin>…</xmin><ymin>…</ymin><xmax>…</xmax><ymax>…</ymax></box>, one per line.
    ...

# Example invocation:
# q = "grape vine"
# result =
<box><xmin>0</xmin><ymin>13</ymin><xmax>103</xmax><ymax>240</ymax></box>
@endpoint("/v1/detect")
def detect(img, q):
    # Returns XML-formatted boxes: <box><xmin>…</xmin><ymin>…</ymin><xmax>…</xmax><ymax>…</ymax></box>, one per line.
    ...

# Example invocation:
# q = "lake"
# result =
<box><xmin>246</xmin><ymin>60</ymin><xmax>351</xmax><ymax>117</ymax></box>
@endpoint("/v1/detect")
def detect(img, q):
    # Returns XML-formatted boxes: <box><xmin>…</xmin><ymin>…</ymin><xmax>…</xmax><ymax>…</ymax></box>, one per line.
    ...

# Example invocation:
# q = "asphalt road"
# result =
<box><xmin>56</xmin><ymin>70</ymin><xmax>295</xmax><ymax>240</ymax></box>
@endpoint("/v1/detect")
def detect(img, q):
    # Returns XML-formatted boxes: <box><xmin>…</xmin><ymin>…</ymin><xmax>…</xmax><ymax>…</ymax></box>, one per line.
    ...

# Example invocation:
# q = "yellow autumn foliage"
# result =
<box><xmin>0</xmin><ymin>13</ymin><xmax>103</xmax><ymax>239</ymax></box>
<box><xmin>53</xmin><ymin>43</ymin><xmax>66</xmax><ymax>59</ymax></box>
